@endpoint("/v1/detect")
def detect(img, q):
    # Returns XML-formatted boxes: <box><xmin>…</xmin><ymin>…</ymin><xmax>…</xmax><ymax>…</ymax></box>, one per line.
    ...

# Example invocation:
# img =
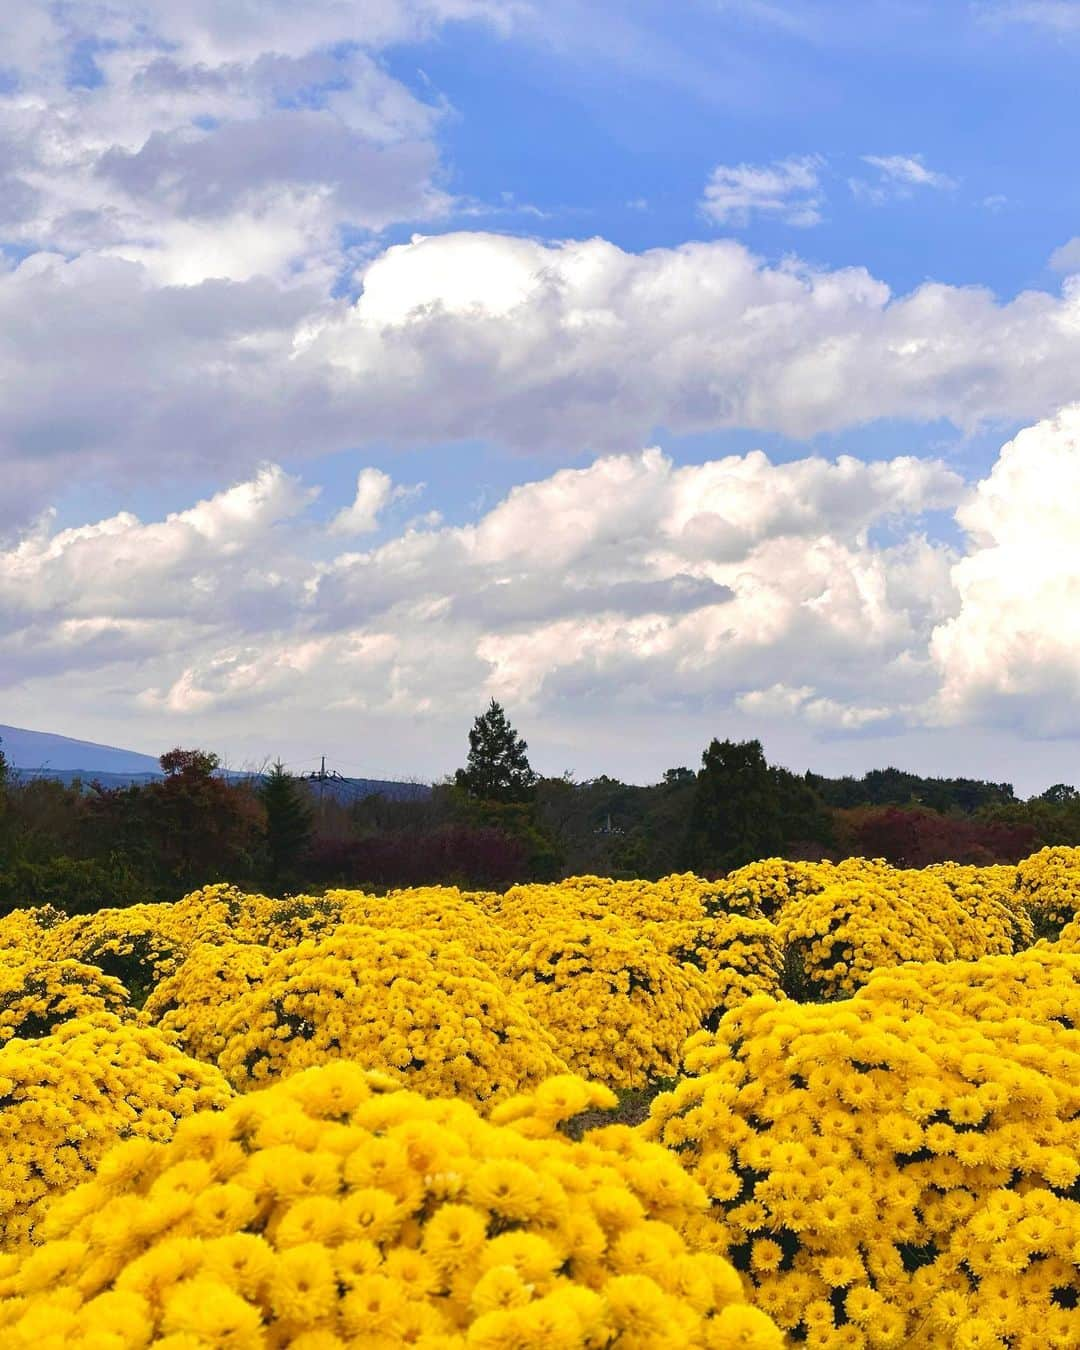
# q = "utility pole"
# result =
<box><xmin>300</xmin><ymin>756</ymin><xmax>364</xmax><ymax>828</ymax></box>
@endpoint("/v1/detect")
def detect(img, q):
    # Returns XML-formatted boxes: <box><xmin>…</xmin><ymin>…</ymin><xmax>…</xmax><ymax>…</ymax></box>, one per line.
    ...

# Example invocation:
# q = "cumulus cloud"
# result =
<box><xmin>701</xmin><ymin>154</ymin><xmax>825</xmax><ymax>226</ymax></box>
<box><xmin>930</xmin><ymin>406</ymin><xmax>1080</xmax><ymax>734</ymax></box>
<box><xmin>10</xmin><ymin>230</ymin><xmax>1080</xmax><ymax>529</ymax></box>
<box><xmin>12</xmin><ymin>412</ymin><xmax>1080</xmax><ymax>776</ymax></box>
<box><xmin>305</xmin><ymin>231</ymin><xmax>1080</xmax><ymax>448</ymax></box>
<box><xmin>1050</xmin><ymin>237</ymin><xmax>1080</xmax><ymax>271</ymax></box>
<box><xmin>330</xmin><ymin>467</ymin><xmax>420</xmax><ymax>534</ymax></box>
<box><xmin>0</xmin><ymin>444</ymin><xmax>963</xmax><ymax>752</ymax></box>
<box><xmin>0</xmin><ymin>1</ymin><xmax>516</xmax><ymax>293</ymax></box>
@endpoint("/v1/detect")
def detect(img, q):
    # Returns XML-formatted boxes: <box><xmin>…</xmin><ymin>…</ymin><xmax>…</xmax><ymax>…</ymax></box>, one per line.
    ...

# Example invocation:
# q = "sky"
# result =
<box><xmin>4</xmin><ymin>0</ymin><xmax>1080</xmax><ymax>793</ymax></box>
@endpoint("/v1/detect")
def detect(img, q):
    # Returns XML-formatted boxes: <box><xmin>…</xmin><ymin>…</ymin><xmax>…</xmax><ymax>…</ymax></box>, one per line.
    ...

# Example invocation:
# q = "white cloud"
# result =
<box><xmin>11</xmin><ymin>414</ymin><xmax>1080</xmax><ymax>781</ymax></box>
<box><xmin>330</xmin><ymin>467</ymin><xmax>420</xmax><ymax>534</ymax></box>
<box><xmin>0</xmin><ymin>2</ymin><xmax>517</xmax><ymax>294</ymax></box>
<box><xmin>0</xmin><ymin>444</ymin><xmax>962</xmax><ymax>755</ymax></box>
<box><xmin>701</xmin><ymin>154</ymin><xmax>825</xmax><ymax>227</ymax></box>
<box><xmin>1050</xmin><ymin>237</ymin><xmax>1080</xmax><ymax>272</ymax></box>
<box><xmin>852</xmin><ymin>154</ymin><xmax>955</xmax><ymax>203</ymax></box>
<box><xmin>930</xmin><ymin>406</ymin><xmax>1080</xmax><ymax>734</ymax></box>
<box><xmin>10</xmin><ymin>230</ymin><xmax>1080</xmax><ymax>531</ymax></box>
<box><xmin>0</xmin><ymin>465</ymin><xmax>317</xmax><ymax>625</ymax></box>
<box><xmin>862</xmin><ymin>154</ymin><xmax>954</xmax><ymax>189</ymax></box>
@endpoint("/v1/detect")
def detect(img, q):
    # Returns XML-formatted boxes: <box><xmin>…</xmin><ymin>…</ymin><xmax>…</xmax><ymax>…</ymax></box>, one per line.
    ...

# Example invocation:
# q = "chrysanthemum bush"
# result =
<box><xmin>715</xmin><ymin>860</ymin><xmax>830</xmax><ymax>921</ymax></box>
<box><xmin>0</xmin><ymin>1062</ymin><xmax>785</xmax><ymax>1350</ymax></box>
<box><xmin>329</xmin><ymin>886</ymin><xmax>512</xmax><ymax>973</ymax></box>
<box><xmin>36</xmin><ymin>906</ymin><xmax>182</xmax><ymax>1006</ymax></box>
<box><xmin>0</xmin><ymin>905</ymin><xmax>67</xmax><ymax>950</ymax></box>
<box><xmin>774</xmin><ymin>863</ymin><xmax>1014</xmax><ymax>1001</ymax></box>
<box><xmin>0</xmin><ymin>951</ymin><xmax>130</xmax><ymax>1042</ymax></box>
<box><xmin>654</xmin><ymin>916</ymin><xmax>785</xmax><ymax>1029</ymax></box>
<box><xmin>214</xmin><ymin>925</ymin><xmax>566</xmax><ymax>1104</ymax></box>
<box><xmin>502</xmin><ymin>915</ymin><xmax>712</xmax><ymax>1090</ymax></box>
<box><xmin>645</xmin><ymin>951</ymin><xmax>1080</xmax><ymax>1349</ymax></box>
<box><xmin>1014</xmin><ymin>846</ymin><xmax>1080</xmax><ymax>939</ymax></box>
<box><xmin>141</xmin><ymin>942</ymin><xmax>274</xmax><ymax>1064</ymax></box>
<box><xmin>925</xmin><ymin>863</ymin><xmax>1035</xmax><ymax>953</ymax></box>
<box><xmin>158</xmin><ymin>883</ymin><xmax>274</xmax><ymax>948</ymax></box>
<box><xmin>870</xmin><ymin>945</ymin><xmax>1080</xmax><ymax>1029</ymax></box>
<box><xmin>487</xmin><ymin>874</ymin><xmax>736</xmax><ymax>933</ymax></box>
<box><xmin>0</xmin><ymin>1013</ymin><xmax>231</xmax><ymax>1249</ymax></box>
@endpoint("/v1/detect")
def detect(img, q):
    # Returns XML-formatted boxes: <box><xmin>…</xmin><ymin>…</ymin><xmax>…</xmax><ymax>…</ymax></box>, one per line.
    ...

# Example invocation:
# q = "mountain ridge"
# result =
<box><xmin>0</xmin><ymin>723</ymin><xmax>162</xmax><ymax>775</ymax></box>
<box><xmin>0</xmin><ymin>723</ymin><xmax>431</xmax><ymax>801</ymax></box>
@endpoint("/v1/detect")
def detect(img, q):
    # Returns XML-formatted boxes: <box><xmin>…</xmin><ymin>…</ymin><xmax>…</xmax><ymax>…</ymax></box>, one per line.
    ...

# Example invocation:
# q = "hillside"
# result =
<box><xmin>0</xmin><ymin>723</ymin><xmax>161</xmax><ymax>775</ymax></box>
<box><xmin>0</xmin><ymin>722</ymin><xmax>430</xmax><ymax>802</ymax></box>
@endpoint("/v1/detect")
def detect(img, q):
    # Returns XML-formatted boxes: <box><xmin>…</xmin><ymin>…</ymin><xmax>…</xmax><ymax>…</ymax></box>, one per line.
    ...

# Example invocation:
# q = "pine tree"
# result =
<box><xmin>258</xmin><ymin>760</ymin><xmax>314</xmax><ymax>887</ymax></box>
<box><xmin>455</xmin><ymin>700</ymin><xmax>537</xmax><ymax>803</ymax></box>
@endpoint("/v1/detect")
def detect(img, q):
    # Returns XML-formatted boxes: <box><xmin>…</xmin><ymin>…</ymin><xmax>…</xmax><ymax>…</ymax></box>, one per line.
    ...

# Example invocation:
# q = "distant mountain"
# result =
<box><xmin>0</xmin><ymin>722</ymin><xmax>431</xmax><ymax>802</ymax></box>
<box><xmin>0</xmin><ymin>723</ymin><xmax>161</xmax><ymax>775</ymax></box>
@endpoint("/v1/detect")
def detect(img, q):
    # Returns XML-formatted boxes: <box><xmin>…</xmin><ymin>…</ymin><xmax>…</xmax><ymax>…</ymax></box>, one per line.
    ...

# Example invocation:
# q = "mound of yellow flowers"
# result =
<box><xmin>925</xmin><ymin>862</ymin><xmax>1034</xmax><ymax>951</ymax></box>
<box><xmin>0</xmin><ymin>1013</ymin><xmax>231</xmax><ymax>1249</ymax></box>
<box><xmin>502</xmin><ymin>915</ymin><xmax>711</xmax><ymax>1089</ymax></box>
<box><xmin>1015</xmin><ymin>846</ymin><xmax>1080</xmax><ymax>939</ymax></box>
<box><xmin>330</xmin><ymin>886</ymin><xmax>512</xmax><ymax>973</ymax></box>
<box><xmin>213</xmin><ymin>925</ymin><xmax>566</xmax><ymax>1103</ymax></box>
<box><xmin>657</xmin><ymin>915</ymin><xmax>785</xmax><ymax>1027</ymax></box>
<box><xmin>0</xmin><ymin>1062</ymin><xmax>785</xmax><ymax>1350</ymax></box>
<box><xmin>646</xmin><ymin>949</ymin><xmax>1080</xmax><ymax>1349</ymax></box>
<box><xmin>35</xmin><ymin>906</ymin><xmax>183</xmax><ymax>1006</ymax></box>
<box><xmin>489</xmin><ymin>874</ymin><xmax>730</xmax><ymax>931</ymax></box>
<box><xmin>775</xmin><ymin>862</ymin><xmax>1015</xmax><ymax>1000</ymax></box>
<box><xmin>0</xmin><ymin>951</ymin><xmax>130</xmax><ymax>1042</ymax></box>
<box><xmin>142</xmin><ymin>942</ymin><xmax>273</xmax><ymax>1064</ymax></box>
<box><xmin>715</xmin><ymin>859</ymin><xmax>828</xmax><ymax>920</ymax></box>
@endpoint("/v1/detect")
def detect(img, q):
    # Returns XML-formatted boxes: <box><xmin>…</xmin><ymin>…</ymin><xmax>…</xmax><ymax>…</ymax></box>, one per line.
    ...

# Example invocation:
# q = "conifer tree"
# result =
<box><xmin>455</xmin><ymin>700</ymin><xmax>537</xmax><ymax>803</ymax></box>
<box><xmin>258</xmin><ymin>760</ymin><xmax>314</xmax><ymax>887</ymax></box>
<box><xmin>685</xmin><ymin>737</ymin><xmax>784</xmax><ymax>874</ymax></box>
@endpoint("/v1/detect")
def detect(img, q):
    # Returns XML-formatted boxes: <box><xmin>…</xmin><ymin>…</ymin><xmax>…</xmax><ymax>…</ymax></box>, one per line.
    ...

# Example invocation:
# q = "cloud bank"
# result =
<box><xmin>3</xmin><ymin>1</ymin><xmax>1080</xmax><ymax>530</ymax></box>
<box><xmin>9</xmin><ymin>231</ymin><xmax>1080</xmax><ymax>530</ymax></box>
<box><xmin>6</xmin><ymin>411</ymin><xmax>1080</xmax><ymax>780</ymax></box>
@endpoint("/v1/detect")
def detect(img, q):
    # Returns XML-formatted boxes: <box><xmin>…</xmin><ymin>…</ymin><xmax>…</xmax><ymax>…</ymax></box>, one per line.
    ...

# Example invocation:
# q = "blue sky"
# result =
<box><xmin>387</xmin><ymin>2</ymin><xmax>1075</xmax><ymax>291</ymax></box>
<box><xmin>4</xmin><ymin>0</ymin><xmax>1080</xmax><ymax>790</ymax></box>
<box><xmin>37</xmin><ymin>0</ymin><xmax>1080</xmax><ymax>523</ymax></box>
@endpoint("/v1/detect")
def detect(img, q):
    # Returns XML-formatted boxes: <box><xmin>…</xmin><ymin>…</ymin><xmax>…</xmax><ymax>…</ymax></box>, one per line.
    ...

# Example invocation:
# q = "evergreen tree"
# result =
<box><xmin>258</xmin><ymin>760</ymin><xmax>314</xmax><ymax>887</ymax></box>
<box><xmin>684</xmin><ymin>737</ymin><xmax>784</xmax><ymax>874</ymax></box>
<box><xmin>455</xmin><ymin>700</ymin><xmax>537</xmax><ymax>803</ymax></box>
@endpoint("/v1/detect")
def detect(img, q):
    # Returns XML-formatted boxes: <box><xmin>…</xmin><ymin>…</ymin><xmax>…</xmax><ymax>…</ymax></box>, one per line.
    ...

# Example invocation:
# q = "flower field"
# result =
<box><xmin>2</xmin><ymin>850</ymin><xmax>1080</xmax><ymax>1347</ymax></box>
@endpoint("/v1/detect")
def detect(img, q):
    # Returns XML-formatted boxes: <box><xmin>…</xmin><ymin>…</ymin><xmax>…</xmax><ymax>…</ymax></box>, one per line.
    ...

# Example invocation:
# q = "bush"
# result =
<box><xmin>0</xmin><ymin>855</ymin><xmax>146</xmax><ymax>917</ymax></box>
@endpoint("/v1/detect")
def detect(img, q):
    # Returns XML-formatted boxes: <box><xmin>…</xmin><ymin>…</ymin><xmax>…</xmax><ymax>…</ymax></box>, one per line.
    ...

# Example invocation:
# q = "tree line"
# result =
<box><xmin>0</xmin><ymin>701</ymin><xmax>1072</xmax><ymax>914</ymax></box>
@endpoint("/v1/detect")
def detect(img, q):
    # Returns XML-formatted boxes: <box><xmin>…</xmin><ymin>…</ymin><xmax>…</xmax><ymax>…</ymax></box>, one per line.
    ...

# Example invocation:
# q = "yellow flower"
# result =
<box><xmin>467</xmin><ymin>1160</ymin><xmax>544</xmax><ymax>1222</ymax></box>
<box><xmin>469</xmin><ymin>1265</ymin><xmax>534</xmax><ymax>1316</ymax></box>
<box><xmin>704</xmin><ymin>1302</ymin><xmax>787</xmax><ymax>1348</ymax></box>
<box><xmin>160</xmin><ymin>1279</ymin><xmax>264</xmax><ymax>1349</ymax></box>
<box><xmin>339</xmin><ymin>1273</ymin><xmax>409</xmax><ymax>1339</ymax></box>
<box><xmin>199</xmin><ymin>1234</ymin><xmax>276</xmax><ymax>1299</ymax></box>
<box><xmin>422</xmin><ymin>1205</ymin><xmax>489</xmax><ymax>1272</ymax></box>
<box><xmin>269</xmin><ymin>1242</ymin><xmax>338</xmax><ymax>1325</ymax></box>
